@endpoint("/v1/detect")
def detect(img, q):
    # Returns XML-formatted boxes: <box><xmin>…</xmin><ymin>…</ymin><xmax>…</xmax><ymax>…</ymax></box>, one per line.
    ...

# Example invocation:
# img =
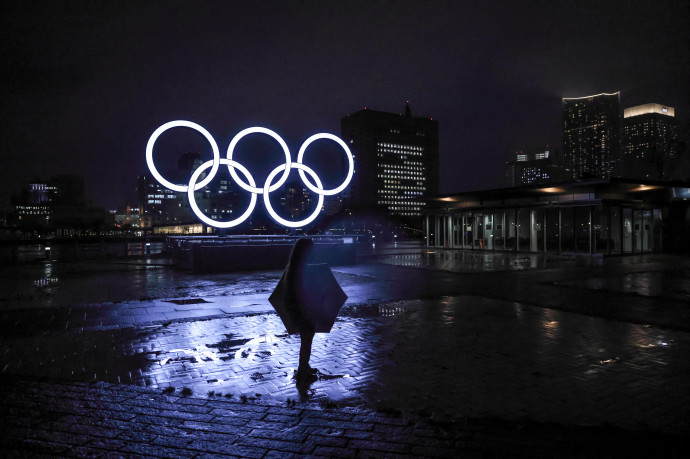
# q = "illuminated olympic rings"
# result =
<box><xmin>145</xmin><ymin>120</ymin><xmax>354</xmax><ymax>228</ymax></box>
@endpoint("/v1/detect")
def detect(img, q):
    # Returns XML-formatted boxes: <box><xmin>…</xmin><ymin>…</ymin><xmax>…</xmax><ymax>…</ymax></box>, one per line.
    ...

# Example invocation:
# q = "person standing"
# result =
<box><xmin>283</xmin><ymin>238</ymin><xmax>318</xmax><ymax>381</ymax></box>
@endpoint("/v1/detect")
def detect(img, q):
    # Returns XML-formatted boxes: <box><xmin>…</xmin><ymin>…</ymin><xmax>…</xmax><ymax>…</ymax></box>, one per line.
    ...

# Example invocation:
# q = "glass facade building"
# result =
<box><xmin>424</xmin><ymin>179</ymin><xmax>689</xmax><ymax>255</ymax></box>
<box><xmin>623</xmin><ymin>103</ymin><xmax>678</xmax><ymax>181</ymax></box>
<box><xmin>563</xmin><ymin>92</ymin><xmax>621</xmax><ymax>180</ymax></box>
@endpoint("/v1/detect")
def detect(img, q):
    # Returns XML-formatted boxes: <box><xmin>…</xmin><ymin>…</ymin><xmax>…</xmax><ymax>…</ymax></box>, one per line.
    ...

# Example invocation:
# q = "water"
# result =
<box><xmin>0</xmin><ymin>241</ymin><xmax>166</xmax><ymax>263</ymax></box>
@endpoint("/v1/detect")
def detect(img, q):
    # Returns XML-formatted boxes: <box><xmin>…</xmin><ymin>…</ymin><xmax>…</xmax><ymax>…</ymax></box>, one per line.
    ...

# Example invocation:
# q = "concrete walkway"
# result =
<box><xmin>1</xmin><ymin>248</ymin><xmax>689</xmax><ymax>456</ymax></box>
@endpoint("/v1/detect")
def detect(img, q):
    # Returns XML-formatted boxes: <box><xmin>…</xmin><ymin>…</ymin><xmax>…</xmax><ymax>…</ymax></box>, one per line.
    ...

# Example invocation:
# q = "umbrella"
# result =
<box><xmin>269</xmin><ymin>263</ymin><xmax>347</xmax><ymax>333</ymax></box>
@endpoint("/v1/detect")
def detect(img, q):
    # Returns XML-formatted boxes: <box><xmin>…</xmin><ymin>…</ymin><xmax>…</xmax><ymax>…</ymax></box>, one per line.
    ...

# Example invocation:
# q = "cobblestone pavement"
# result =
<box><xmin>2</xmin><ymin>249</ymin><xmax>690</xmax><ymax>456</ymax></box>
<box><xmin>2</xmin><ymin>377</ymin><xmax>687</xmax><ymax>458</ymax></box>
<box><xmin>2</xmin><ymin>296</ymin><xmax>689</xmax><ymax>435</ymax></box>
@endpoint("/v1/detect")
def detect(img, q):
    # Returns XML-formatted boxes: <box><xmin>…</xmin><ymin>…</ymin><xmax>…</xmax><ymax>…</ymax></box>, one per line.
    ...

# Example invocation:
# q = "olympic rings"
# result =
<box><xmin>187</xmin><ymin>159</ymin><xmax>258</xmax><ymax>228</ymax></box>
<box><xmin>146</xmin><ymin>120</ymin><xmax>354</xmax><ymax>228</ymax></box>
<box><xmin>263</xmin><ymin>163</ymin><xmax>324</xmax><ymax>228</ymax></box>
<box><xmin>146</xmin><ymin>120</ymin><xmax>220</xmax><ymax>192</ymax></box>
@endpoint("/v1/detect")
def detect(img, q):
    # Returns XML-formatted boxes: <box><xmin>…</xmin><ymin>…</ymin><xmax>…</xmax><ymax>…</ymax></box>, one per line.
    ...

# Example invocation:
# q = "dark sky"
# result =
<box><xmin>2</xmin><ymin>0</ymin><xmax>689</xmax><ymax>210</ymax></box>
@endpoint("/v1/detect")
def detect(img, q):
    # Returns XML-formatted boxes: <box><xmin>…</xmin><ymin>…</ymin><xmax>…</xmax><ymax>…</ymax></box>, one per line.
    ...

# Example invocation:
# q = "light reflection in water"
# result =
<box><xmin>628</xmin><ymin>323</ymin><xmax>672</xmax><ymax>350</ymax></box>
<box><xmin>513</xmin><ymin>302</ymin><xmax>524</xmax><ymax>320</ymax></box>
<box><xmin>541</xmin><ymin>309</ymin><xmax>559</xmax><ymax>340</ymax></box>
<box><xmin>34</xmin><ymin>262</ymin><xmax>59</xmax><ymax>288</ymax></box>
<box><xmin>440</xmin><ymin>298</ymin><xmax>454</xmax><ymax>326</ymax></box>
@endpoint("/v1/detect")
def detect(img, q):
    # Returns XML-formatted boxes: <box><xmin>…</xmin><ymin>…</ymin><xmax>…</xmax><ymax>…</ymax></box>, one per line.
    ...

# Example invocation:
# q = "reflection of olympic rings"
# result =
<box><xmin>146</xmin><ymin>120</ymin><xmax>354</xmax><ymax>228</ymax></box>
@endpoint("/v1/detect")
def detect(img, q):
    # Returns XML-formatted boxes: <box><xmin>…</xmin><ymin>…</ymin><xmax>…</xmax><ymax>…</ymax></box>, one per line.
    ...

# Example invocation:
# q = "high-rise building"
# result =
<box><xmin>340</xmin><ymin>103</ymin><xmax>439</xmax><ymax>218</ymax></box>
<box><xmin>622</xmin><ymin>103</ymin><xmax>678</xmax><ymax>180</ymax></box>
<box><xmin>505</xmin><ymin>146</ymin><xmax>564</xmax><ymax>187</ymax></box>
<box><xmin>563</xmin><ymin>92</ymin><xmax>621</xmax><ymax>179</ymax></box>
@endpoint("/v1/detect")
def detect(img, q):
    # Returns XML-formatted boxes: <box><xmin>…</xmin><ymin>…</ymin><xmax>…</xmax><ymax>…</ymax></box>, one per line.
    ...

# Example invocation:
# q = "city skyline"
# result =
<box><xmin>2</xmin><ymin>1</ymin><xmax>689</xmax><ymax>212</ymax></box>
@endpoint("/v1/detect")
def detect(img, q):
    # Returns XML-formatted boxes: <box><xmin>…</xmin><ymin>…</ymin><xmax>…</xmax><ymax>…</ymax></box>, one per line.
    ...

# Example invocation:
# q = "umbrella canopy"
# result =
<box><xmin>269</xmin><ymin>263</ymin><xmax>347</xmax><ymax>334</ymax></box>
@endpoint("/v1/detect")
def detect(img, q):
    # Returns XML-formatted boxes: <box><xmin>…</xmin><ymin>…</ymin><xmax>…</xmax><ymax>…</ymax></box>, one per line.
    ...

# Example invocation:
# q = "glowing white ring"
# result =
<box><xmin>263</xmin><ymin>163</ymin><xmax>324</xmax><ymax>228</ymax></box>
<box><xmin>187</xmin><ymin>159</ymin><xmax>258</xmax><ymax>228</ymax></box>
<box><xmin>226</xmin><ymin>127</ymin><xmax>292</xmax><ymax>194</ymax></box>
<box><xmin>146</xmin><ymin>121</ymin><xmax>353</xmax><ymax>228</ymax></box>
<box><xmin>146</xmin><ymin>120</ymin><xmax>220</xmax><ymax>192</ymax></box>
<box><xmin>297</xmin><ymin>133</ymin><xmax>354</xmax><ymax>196</ymax></box>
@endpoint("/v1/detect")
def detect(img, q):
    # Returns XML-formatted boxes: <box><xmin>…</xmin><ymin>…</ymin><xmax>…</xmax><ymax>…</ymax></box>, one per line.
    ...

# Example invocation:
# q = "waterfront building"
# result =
<box><xmin>563</xmin><ymin>92</ymin><xmax>621</xmax><ymax>179</ymax></box>
<box><xmin>423</xmin><ymin>178</ymin><xmax>690</xmax><ymax>255</ymax></box>
<box><xmin>622</xmin><ymin>103</ymin><xmax>678</xmax><ymax>180</ymax></box>
<box><xmin>11</xmin><ymin>175</ymin><xmax>111</xmax><ymax>235</ymax></box>
<box><xmin>13</xmin><ymin>175</ymin><xmax>82</xmax><ymax>225</ymax></box>
<box><xmin>340</xmin><ymin>103</ymin><xmax>439</xmax><ymax>219</ymax></box>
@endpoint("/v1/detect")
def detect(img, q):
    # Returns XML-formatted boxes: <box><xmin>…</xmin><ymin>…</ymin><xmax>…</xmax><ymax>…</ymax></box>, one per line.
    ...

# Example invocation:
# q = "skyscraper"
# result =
<box><xmin>340</xmin><ymin>103</ymin><xmax>439</xmax><ymax>218</ymax></box>
<box><xmin>622</xmin><ymin>103</ymin><xmax>678</xmax><ymax>180</ymax></box>
<box><xmin>562</xmin><ymin>92</ymin><xmax>621</xmax><ymax>180</ymax></box>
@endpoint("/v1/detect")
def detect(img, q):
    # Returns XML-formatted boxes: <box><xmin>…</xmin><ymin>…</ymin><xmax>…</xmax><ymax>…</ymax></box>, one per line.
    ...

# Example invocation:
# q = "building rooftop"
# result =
<box><xmin>624</xmin><ymin>103</ymin><xmax>675</xmax><ymax>118</ymax></box>
<box><xmin>424</xmin><ymin>177</ymin><xmax>690</xmax><ymax>209</ymax></box>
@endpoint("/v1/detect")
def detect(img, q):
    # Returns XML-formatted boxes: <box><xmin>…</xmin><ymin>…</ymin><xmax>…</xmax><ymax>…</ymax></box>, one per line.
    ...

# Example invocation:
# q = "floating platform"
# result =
<box><xmin>165</xmin><ymin>235</ymin><xmax>359</xmax><ymax>273</ymax></box>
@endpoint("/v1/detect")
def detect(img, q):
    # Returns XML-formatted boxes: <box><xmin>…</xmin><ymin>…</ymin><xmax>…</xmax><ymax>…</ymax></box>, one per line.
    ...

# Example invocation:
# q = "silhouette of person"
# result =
<box><xmin>284</xmin><ymin>238</ymin><xmax>318</xmax><ymax>382</ymax></box>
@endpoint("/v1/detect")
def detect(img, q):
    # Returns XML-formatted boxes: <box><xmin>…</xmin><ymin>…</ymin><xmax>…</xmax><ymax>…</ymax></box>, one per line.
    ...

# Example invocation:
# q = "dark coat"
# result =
<box><xmin>284</xmin><ymin>238</ymin><xmax>315</xmax><ymax>332</ymax></box>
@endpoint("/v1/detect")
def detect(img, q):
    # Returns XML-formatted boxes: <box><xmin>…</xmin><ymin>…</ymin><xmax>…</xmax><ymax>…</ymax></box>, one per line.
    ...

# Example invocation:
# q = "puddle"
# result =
<box><xmin>165</xmin><ymin>298</ymin><xmax>211</xmax><ymax>305</ymax></box>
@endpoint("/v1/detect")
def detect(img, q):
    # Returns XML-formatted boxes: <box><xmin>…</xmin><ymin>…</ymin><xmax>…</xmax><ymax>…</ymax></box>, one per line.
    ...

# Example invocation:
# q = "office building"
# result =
<box><xmin>341</xmin><ymin>103</ymin><xmax>439</xmax><ymax>219</ymax></box>
<box><xmin>563</xmin><ymin>92</ymin><xmax>621</xmax><ymax>179</ymax></box>
<box><xmin>623</xmin><ymin>103</ymin><xmax>678</xmax><ymax>180</ymax></box>
<box><xmin>505</xmin><ymin>146</ymin><xmax>564</xmax><ymax>187</ymax></box>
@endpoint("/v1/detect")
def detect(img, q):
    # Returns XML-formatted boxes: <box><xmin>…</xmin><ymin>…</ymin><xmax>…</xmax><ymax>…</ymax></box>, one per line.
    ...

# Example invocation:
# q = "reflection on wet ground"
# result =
<box><xmin>375</xmin><ymin>249</ymin><xmax>604</xmax><ymax>273</ymax></box>
<box><xmin>0</xmin><ymin>241</ymin><xmax>167</xmax><ymax>263</ymax></box>
<box><xmin>557</xmin><ymin>269</ymin><xmax>690</xmax><ymax>302</ymax></box>
<box><xmin>0</xmin><ymin>261</ymin><xmax>385</xmax><ymax>310</ymax></box>
<box><xmin>2</xmin><ymin>244</ymin><xmax>690</xmax><ymax>436</ymax></box>
<box><xmin>1</xmin><ymin>296</ymin><xmax>687</xmax><ymax>433</ymax></box>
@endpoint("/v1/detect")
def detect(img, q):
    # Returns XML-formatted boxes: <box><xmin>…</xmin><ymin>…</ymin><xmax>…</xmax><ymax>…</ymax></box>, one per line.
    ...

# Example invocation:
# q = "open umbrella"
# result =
<box><xmin>269</xmin><ymin>263</ymin><xmax>347</xmax><ymax>333</ymax></box>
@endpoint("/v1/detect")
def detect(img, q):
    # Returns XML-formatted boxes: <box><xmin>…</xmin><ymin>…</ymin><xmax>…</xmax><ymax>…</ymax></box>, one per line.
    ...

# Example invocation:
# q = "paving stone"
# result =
<box><xmin>237</xmin><ymin>435</ymin><xmax>314</xmax><ymax>454</ymax></box>
<box><xmin>347</xmin><ymin>439</ymin><xmax>409</xmax><ymax>454</ymax></box>
<box><xmin>130</xmin><ymin>414</ymin><xmax>184</xmax><ymax>427</ymax></box>
<box><xmin>299</xmin><ymin>417</ymin><xmax>374</xmax><ymax>431</ymax></box>
<box><xmin>186</xmin><ymin>440</ymin><xmax>266</xmax><ymax>458</ymax></box>
<box><xmin>182</xmin><ymin>430</ymin><xmax>240</xmax><ymax>444</ymax></box>
<box><xmin>152</xmin><ymin>434</ymin><xmax>195</xmax><ymax>449</ymax></box>
<box><xmin>84</xmin><ymin>437</ymin><xmax>128</xmax><ymax>451</ymax></box>
<box><xmin>312</xmin><ymin>445</ymin><xmax>356</xmax><ymax>458</ymax></box>
<box><xmin>156</xmin><ymin>409</ymin><xmax>215</xmax><ymax>422</ymax></box>
<box><xmin>307</xmin><ymin>434</ymin><xmax>349</xmax><ymax>448</ymax></box>
<box><xmin>120</xmin><ymin>441</ymin><xmax>197</xmax><ymax>458</ymax></box>
<box><xmin>247</xmin><ymin>427</ymin><xmax>307</xmax><ymax>443</ymax></box>
<box><xmin>262</xmin><ymin>451</ymin><xmax>302</xmax><ymax>459</ymax></box>
<box><xmin>182</xmin><ymin>419</ymin><xmax>250</xmax><ymax>432</ymax></box>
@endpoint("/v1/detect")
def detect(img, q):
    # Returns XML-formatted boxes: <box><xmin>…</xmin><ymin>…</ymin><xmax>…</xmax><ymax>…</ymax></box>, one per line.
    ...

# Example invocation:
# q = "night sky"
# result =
<box><xmin>2</xmin><ymin>0</ymin><xmax>689</xmax><ymax>211</ymax></box>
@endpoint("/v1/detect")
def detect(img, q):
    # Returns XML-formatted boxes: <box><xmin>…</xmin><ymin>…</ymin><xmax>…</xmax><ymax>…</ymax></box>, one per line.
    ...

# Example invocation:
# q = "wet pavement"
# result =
<box><xmin>1</xmin><ymin>243</ymin><xmax>690</xmax><ymax>455</ymax></box>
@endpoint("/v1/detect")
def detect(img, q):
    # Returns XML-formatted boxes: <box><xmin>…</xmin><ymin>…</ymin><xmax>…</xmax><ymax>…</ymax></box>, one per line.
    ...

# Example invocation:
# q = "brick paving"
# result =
<box><xmin>1</xmin><ymin>376</ymin><xmax>686</xmax><ymax>458</ymax></box>
<box><xmin>3</xmin><ymin>296</ymin><xmax>688</xmax><ymax>435</ymax></box>
<box><xmin>1</xmin><ymin>249</ymin><xmax>690</xmax><ymax>456</ymax></box>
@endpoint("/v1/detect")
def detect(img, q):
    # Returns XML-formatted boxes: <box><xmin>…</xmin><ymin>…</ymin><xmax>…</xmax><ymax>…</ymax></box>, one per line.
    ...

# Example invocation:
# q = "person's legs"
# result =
<box><xmin>298</xmin><ymin>328</ymin><xmax>316</xmax><ymax>375</ymax></box>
